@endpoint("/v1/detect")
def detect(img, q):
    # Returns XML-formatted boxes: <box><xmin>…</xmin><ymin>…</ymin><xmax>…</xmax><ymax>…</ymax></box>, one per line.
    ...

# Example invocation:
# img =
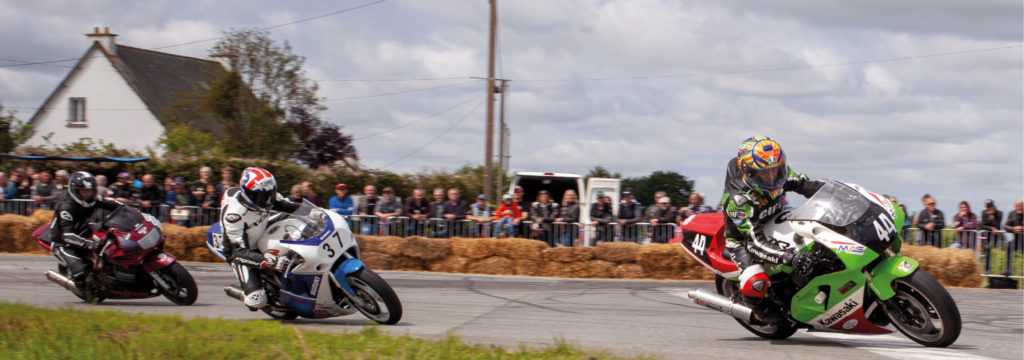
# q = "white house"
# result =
<box><xmin>25</xmin><ymin>27</ymin><xmax>226</xmax><ymax>154</ymax></box>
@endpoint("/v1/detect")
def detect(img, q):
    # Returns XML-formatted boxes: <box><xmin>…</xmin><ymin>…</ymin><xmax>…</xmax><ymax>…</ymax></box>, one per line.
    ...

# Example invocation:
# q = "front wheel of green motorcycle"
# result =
<box><xmin>882</xmin><ymin>269</ymin><xmax>961</xmax><ymax>347</ymax></box>
<box><xmin>715</xmin><ymin>275</ymin><xmax>798</xmax><ymax>340</ymax></box>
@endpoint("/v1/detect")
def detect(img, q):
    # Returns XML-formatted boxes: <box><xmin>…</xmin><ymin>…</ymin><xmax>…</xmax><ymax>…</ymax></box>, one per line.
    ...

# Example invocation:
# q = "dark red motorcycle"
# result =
<box><xmin>33</xmin><ymin>205</ymin><xmax>198</xmax><ymax>305</ymax></box>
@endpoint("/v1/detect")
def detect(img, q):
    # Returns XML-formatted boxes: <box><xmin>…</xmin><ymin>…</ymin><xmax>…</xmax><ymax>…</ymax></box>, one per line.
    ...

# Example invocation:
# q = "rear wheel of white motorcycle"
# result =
<box><xmin>715</xmin><ymin>275</ymin><xmax>798</xmax><ymax>340</ymax></box>
<box><xmin>347</xmin><ymin>268</ymin><xmax>402</xmax><ymax>325</ymax></box>
<box><xmin>882</xmin><ymin>269</ymin><xmax>961</xmax><ymax>347</ymax></box>
<box><xmin>155</xmin><ymin>262</ymin><xmax>198</xmax><ymax>306</ymax></box>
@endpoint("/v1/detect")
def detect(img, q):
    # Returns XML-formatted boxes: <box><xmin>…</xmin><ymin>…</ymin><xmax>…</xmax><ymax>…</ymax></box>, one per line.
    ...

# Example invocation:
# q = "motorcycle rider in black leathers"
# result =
<box><xmin>49</xmin><ymin>171</ymin><xmax>121</xmax><ymax>294</ymax></box>
<box><xmin>721</xmin><ymin>136</ymin><xmax>824</xmax><ymax>301</ymax></box>
<box><xmin>220</xmin><ymin>167</ymin><xmax>300</xmax><ymax>309</ymax></box>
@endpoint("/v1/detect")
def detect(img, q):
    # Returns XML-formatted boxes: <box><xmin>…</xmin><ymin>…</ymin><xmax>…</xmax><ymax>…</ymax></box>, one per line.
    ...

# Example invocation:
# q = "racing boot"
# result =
<box><xmin>244</xmin><ymin>289</ymin><xmax>268</xmax><ymax>310</ymax></box>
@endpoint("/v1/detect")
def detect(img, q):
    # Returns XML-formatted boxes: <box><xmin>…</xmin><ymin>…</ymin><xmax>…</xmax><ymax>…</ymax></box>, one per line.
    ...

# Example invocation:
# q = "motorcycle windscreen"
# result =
<box><xmin>102</xmin><ymin>205</ymin><xmax>146</xmax><ymax>232</ymax></box>
<box><xmin>787</xmin><ymin>181</ymin><xmax>897</xmax><ymax>254</ymax></box>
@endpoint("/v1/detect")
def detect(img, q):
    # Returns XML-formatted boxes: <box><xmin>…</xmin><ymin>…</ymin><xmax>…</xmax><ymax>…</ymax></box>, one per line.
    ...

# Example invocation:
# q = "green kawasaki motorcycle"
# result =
<box><xmin>680</xmin><ymin>180</ymin><xmax>961</xmax><ymax>347</ymax></box>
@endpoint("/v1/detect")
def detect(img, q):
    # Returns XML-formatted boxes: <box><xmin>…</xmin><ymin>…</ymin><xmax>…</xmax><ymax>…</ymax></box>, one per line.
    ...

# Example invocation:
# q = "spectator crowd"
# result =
<box><xmin>2</xmin><ymin>167</ymin><xmax>1022</xmax><ymax>255</ymax></box>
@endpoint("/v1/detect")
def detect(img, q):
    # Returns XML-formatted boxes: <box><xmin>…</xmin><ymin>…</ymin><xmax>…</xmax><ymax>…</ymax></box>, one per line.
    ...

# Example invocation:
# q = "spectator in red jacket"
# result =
<box><xmin>493</xmin><ymin>194</ymin><xmax>521</xmax><ymax>238</ymax></box>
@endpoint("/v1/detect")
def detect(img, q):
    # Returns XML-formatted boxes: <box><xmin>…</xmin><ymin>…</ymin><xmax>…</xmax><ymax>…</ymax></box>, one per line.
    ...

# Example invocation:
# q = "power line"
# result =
<box><xmin>323</xmin><ymin>80</ymin><xmax>477</xmax><ymax>102</ymax></box>
<box><xmin>379</xmin><ymin>97</ymin><xmax>486</xmax><ymax>170</ymax></box>
<box><xmin>353</xmin><ymin>93</ymin><xmax>483</xmax><ymax>140</ymax></box>
<box><xmin>514</xmin><ymin>44</ymin><xmax>1024</xmax><ymax>82</ymax></box>
<box><xmin>0</xmin><ymin>0</ymin><xmax>389</xmax><ymax>68</ymax></box>
<box><xmin>314</xmin><ymin>76</ymin><xmax>473</xmax><ymax>82</ymax></box>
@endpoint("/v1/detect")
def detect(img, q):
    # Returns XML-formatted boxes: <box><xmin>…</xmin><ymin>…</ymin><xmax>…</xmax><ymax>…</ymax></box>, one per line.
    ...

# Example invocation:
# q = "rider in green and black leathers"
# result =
<box><xmin>721</xmin><ymin>136</ymin><xmax>824</xmax><ymax>299</ymax></box>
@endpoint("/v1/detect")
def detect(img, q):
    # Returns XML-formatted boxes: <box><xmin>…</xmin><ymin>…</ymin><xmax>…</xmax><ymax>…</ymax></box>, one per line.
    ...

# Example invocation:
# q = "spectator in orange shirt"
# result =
<box><xmin>493</xmin><ymin>194</ymin><xmax>521</xmax><ymax>238</ymax></box>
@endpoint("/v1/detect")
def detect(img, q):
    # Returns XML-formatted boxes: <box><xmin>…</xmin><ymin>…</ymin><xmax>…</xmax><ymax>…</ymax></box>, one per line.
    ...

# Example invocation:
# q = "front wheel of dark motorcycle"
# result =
<box><xmin>155</xmin><ymin>262</ymin><xmax>198</xmax><ymax>306</ymax></box>
<box><xmin>347</xmin><ymin>268</ymin><xmax>403</xmax><ymax>325</ymax></box>
<box><xmin>882</xmin><ymin>269</ymin><xmax>961</xmax><ymax>347</ymax></box>
<box><xmin>715</xmin><ymin>275</ymin><xmax>798</xmax><ymax>340</ymax></box>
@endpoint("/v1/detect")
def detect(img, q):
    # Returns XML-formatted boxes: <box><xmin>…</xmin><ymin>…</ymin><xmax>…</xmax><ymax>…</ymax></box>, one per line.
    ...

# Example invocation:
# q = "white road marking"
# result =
<box><xmin>664</xmin><ymin>289</ymin><xmax>994</xmax><ymax>360</ymax></box>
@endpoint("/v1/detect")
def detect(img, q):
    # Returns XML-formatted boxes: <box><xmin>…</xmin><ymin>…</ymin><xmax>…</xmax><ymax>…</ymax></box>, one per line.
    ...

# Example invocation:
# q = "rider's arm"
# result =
<box><xmin>271</xmin><ymin>193</ymin><xmax>301</xmax><ymax>214</ymax></box>
<box><xmin>782</xmin><ymin>168</ymin><xmax>824</xmax><ymax>198</ymax></box>
<box><xmin>220</xmin><ymin>208</ymin><xmax>265</xmax><ymax>267</ymax></box>
<box><xmin>96</xmin><ymin>198</ymin><xmax>123</xmax><ymax>212</ymax></box>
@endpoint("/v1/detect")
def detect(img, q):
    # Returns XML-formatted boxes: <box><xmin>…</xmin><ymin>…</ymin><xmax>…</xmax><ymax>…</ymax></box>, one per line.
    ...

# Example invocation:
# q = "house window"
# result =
<box><xmin>68</xmin><ymin>97</ymin><xmax>86</xmax><ymax>127</ymax></box>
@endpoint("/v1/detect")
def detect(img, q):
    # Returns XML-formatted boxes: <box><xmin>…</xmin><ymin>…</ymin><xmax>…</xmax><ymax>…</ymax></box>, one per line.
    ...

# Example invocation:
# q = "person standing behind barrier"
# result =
<box><xmin>467</xmin><ymin>194</ymin><xmax>493</xmax><ymax>237</ymax></box>
<box><xmin>688</xmin><ymin>193</ymin><xmax>715</xmax><ymax>214</ymax></box>
<box><xmin>405</xmin><ymin>188</ymin><xmax>430</xmax><ymax>236</ymax></box>
<box><xmin>94</xmin><ymin>174</ymin><xmax>112</xmax><ymax>199</ymax></box>
<box><xmin>951</xmin><ymin>201</ymin><xmax>978</xmax><ymax>249</ymax></box>
<box><xmin>216</xmin><ymin>167</ymin><xmax>234</xmax><ymax>194</ymax></box>
<box><xmin>590</xmin><ymin>192</ymin><xmax>615</xmax><ymax>243</ymax></box>
<box><xmin>201</xmin><ymin>183</ymin><xmax>221</xmax><ymax>208</ymax></box>
<box><xmin>645</xmin><ymin>191</ymin><xmax>668</xmax><ymax>221</ymax></box>
<box><xmin>978</xmin><ymin>199</ymin><xmax>1003</xmax><ymax>272</ymax></box>
<box><xmin>191</xmin><ymin>166</ymin><xmax>213</xmax><ymax>202</ymax></box>
<box><xmin>513</xmin><ymin>186</ymin><xmax>531</xmax><ymax>236</ymax></box>
<box><xmin>374</xmin><ymin>187</ymin><xmax>402</xmax><ymax>236</ymax></box>
<box><xmin>442</xmin><ymin>188</ymin><xmax>468</xmax><ymax>237</ymax></box>
<box><xmin>32</xmin><ymin>171</ymin><xmax>60</xmax><ymax>210</ymax></box>
<box><xmin>916</xmin><ymin>194</ymin><xmax>945</xmax><ymax>247</ymax></box>
<box><xmin>428</xmin><ymin>188</ymin><xmax>447</xmax><ymax>238</ymax></box>
<box><xmin>166</xmin><ymin>177</ymin><xmax>197</xmax><ymax>227</ymax></box>
<box><xmin>110</xmin><ymin>172</ymin><xmax>136</xmax><ymax>203</ymax></box>
<box><xmin>618</xmin><ymin>189</ymin><xmax>643</xmax><ymax>242</ymax></box>
<box><xmin>557</xmin><ymin>190</ymin><xmax>581</xmax><ymax>246</ymax></box>
<box><xmin>329</xmin><ymin>183</ymin><xmax>354</xmax><ymax>216</ymax></box>
<box><xmin>286</xmin><ymin>184</ymin><xmax>304</xmax><ymax>203</ymax></box>
<box><xmin>650</xmin><ymin>197</ymin><xmax>677</xmax><ymax>243</ymax></box>
<box><xmin>357</xmin><ymin>185</ymin><xmax>379</xmax><ymax>236</ymax></box>
<box><xmin>1005</xmin><ymin>200</ymin><xmax>1024</xmax><ymax>253</ymax></box>
<box><xmin>530</xmin><ymin>190</ymin><xmax>559</xmax><ymax>246</ymax></box>
<box><xmin>1</xmin><ymin>171</ymin><xmax>15</xmax><ymax>199</ymax></box>
<box><xmin>301</xmin><ymin>181</ymin><xmax>319</xmax><ymax>205</ymax></box>
<box><xmin>137</xmin><ymin>174</ymin><xmax>164</xmax><ymax>216</ymax></box>
<box><xmin>493</xmin><ymin>194</ymin><xmax>521</xmax><ymax>238</ymax></box>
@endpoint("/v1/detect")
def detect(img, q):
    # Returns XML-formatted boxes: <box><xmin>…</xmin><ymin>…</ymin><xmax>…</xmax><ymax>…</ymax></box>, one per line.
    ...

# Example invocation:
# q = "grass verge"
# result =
<box><xmin>0</xmin><ymin>302</ymin><xmax>650</xmax><ymax>360</ymax></box>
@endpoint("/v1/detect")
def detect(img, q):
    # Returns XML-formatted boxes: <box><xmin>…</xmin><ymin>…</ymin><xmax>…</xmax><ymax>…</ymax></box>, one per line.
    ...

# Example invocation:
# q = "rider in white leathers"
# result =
<box><xmin>220</xmin><ymin>167</ymin><xmax>300</xmax><ymax>309</ymax></box>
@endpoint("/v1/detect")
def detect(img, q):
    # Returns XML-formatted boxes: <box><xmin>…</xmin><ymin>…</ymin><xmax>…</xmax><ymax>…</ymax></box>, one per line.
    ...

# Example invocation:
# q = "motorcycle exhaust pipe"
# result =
<box><xmin>46</xmin><ymin>270</ymin><xmax>83</xmax><ymax>297</ymax></box>
<box><xmin>224</xmin><ymin>286</ymin><xmax>245</xmax><ymax>302</ymax></box>
<box><xmin>687</xmin><ymin>289</ymin><xmax>754</xmax><ymax>324</ymax></box>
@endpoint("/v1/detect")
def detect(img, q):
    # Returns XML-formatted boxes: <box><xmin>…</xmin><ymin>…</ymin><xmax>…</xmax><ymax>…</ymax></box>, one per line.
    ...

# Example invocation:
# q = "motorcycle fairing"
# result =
<box><xmin>678</xmin><ymin>214</ymin><xmax>740</xmax><ymax>278</ymax></box>
<box><xmin>868</xmin><ymin>255</ymin><xmax>919</xmax><ymax>301</ymax></box>
<box><xmin>205</xmin><ymin>222</ymin><xmax>227</xmax><ymax>261</ymax></box>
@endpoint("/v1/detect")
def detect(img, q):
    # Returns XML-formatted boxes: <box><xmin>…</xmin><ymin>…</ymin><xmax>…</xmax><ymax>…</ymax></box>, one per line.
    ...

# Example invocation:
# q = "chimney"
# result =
<box><xmin>85</xmin><ymin>26</ymin><xmax>117</xmax><ymax>56</ymax></box>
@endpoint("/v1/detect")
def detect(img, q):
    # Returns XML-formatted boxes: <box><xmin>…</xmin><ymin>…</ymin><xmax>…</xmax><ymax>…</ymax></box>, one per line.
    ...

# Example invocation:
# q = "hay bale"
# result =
<box><xmin>356</xmin><ymin>236</ymin><xmax>385</xmax><ymax>254</ymax></box>
<box><xmin>161</xmin><ymin>224</ymin><xmax>191</xmax><ymax>256</ymax></box>
<box><xmin>899</xmin><ymin>245</ymin><xmax>982</xmax><ymax>288</ymax></box>
<box><xmin>512</xmin><ymin>259</ymin><xmax>545</xmax><ymax>276</ymax></box>
<box><xmin>29</xmin><ymin>209</ymin><xmax>52</xmax><ymax>225</ymax></box>
<box><xmin>389</xmin><ymin>255</ymin><xmax>425</xmax><ymax>271</ymax></box>
<box><xmin>467</xmin><ymin>256</ymin><xmax>513</xmax><ymax>275</ymax></box>
<box><xmin>428</xmin><ymin>256</ymin><xmax>469</xmax><ymax>273</ymax></box>
<box><xmin>639</xmin><ymin>243</ymin><xmax>687</xmax><ymax>272</ymax></box>
<box><xmin>613</xmin><ymin>264</ymin><xmax>646</xmax><ymax>279</ymax></box>
<box><xmin>360</xmin><ymin>252</ymin><xmax>393</xmax><ymax>270</ymax></box>
<box><xmin>592</xmin><ymin>242</ymin><xmax>641</xmax><ymax>263</ymax></box>
<box><xmin>398</xmin><ymin>237</ymin><xmax>450</xmax><ymax>260</ymax></box>
<box><xmin>542</xmin><ymin>246</ymin><xmax>594</xmax><ymax>263</ymax></box>
<box><xmin>492</xmin><ymin>238</ymin><xmax>548</xmax><ymax>260</ymax></box>
<box><xmin>583</xmin><ymin>260</ymin><xmax>616</xmax><ymax>278</ymax></box>
<box><xmin>182</xmin><ymin>226</ymin><xmax>211</xmax><ymax>250</ymax></box>
<box><xmin>449</xmin><ymin>237</ymin><xmax>496</xmax><ymax>259</ymax></box>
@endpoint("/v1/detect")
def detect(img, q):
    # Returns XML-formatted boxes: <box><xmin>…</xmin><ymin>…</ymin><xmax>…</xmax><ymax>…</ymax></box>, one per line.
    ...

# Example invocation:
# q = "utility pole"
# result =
<box><xmin>483</xmin><ymin>0</ymin><xmax>498</xmax><ymax>203</ymax></box>
<box><xmin>495</xmin><ymin>79</ymin><xmax>508</xmax><ymax>194</ymax></box>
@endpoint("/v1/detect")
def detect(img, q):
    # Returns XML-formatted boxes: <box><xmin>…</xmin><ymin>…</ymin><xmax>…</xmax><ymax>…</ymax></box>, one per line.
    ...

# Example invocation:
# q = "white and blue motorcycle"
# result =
<box><xmin>206</xmin><ymin>200</ymin><xmax>402</xmax><ymax>324</ymax></box>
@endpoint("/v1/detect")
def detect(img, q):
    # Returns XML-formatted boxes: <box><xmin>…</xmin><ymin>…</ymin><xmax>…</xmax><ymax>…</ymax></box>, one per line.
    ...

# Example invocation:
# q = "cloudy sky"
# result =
<box><xmin>1</xmin><ymin>0</ymin><xmax>1021</xmax><ymax>215</ymax></box>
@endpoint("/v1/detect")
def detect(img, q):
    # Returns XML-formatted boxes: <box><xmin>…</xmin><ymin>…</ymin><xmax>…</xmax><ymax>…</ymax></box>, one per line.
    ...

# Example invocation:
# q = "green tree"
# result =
<box><xmin>584</xmin><ymin>165</ymin><xmax>621</xmax><ymax>182</ymax></box>
<box><xmin>0</xmin><ymin>104</ymin><xmax>34</xmax><ymax>153</ymax></box>
<box><xmin>622</xmin><ymin>170</ymin><xmax>694</xmax><ymax>207</ymax></box>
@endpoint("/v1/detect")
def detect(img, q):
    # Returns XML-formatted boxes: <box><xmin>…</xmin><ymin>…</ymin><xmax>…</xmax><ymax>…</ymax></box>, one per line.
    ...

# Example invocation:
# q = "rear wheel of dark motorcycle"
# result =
<box><xmin>156</xmin><ymin>263</ymin><xmax>198</xmax><ymax>306</ymax></box>
<box><xmin>60</xmin><ymin>265</ymin><xmax>105</xmax><ymax>304</ymax></box>
<box><xmin>882</xmin><ymin>269</ymin><xmax>961</xmax><ymax>347</ymax></box>
<box><xmin>347</xmin><ymin>268</ymin><xmax>402</xmax><ymax>325</ymax></box>
<box><xmin>715</xmin><ymin>275</ymin><xmax>798</xmax><ymax>340</ymax></box>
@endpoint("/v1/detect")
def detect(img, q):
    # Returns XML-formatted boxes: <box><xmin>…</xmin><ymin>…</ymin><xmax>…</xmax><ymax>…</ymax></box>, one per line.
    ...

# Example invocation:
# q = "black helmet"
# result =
<box><xmin>68</xmin><ymin>171</ymin><xmax>98</xmax><ymax>207</ymax></box>
<box><xmin>239</xmin><ymin>167</ymin><xmax>277</xmax><ymax>209</ymax></box>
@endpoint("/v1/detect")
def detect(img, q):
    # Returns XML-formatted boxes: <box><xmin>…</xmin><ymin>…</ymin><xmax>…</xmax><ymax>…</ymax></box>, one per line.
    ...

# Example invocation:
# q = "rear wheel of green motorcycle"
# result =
<box><xmin>882</xmin><ymin>269</ymin><xmax>961</xmax><ymax>347</ymax></box>
<box><xmin>715</xmin><ymin>275</ymin><xmax>798</xmax><ymax>340</ymax></box>
<box><xmin>347</xmin><ymin>268</ymin><xmax>402</xmax><ymax>325</ymax></box>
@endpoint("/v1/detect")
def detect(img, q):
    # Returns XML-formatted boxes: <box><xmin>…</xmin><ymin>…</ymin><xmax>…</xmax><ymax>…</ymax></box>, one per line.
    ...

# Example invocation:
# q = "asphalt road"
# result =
<box><xmin>1</xmin><ymin>253</ymin><xmax>1021</xmax><ymax>359</ymax></box>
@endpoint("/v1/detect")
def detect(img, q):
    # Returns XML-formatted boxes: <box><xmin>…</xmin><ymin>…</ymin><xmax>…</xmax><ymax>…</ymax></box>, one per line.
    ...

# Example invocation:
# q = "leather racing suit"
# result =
<box><xmin>721</xmin><ymin>157</ymin><xmax>824</xmax><ymax>297</ymax></box>
<box><xmin>220</xmin><ymin>186</ymin><xmax>300</xmax><ymax>308</ymax></box>
<box><xmin>48</xmin><ymin>192</ymin><xmax>122</xmax><ymax>284</ymax></box>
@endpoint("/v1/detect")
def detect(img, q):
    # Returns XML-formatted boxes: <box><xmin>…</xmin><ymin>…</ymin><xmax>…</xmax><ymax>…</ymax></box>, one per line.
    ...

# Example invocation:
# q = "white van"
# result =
<box><xmin>506</xmin><ymin>171</ymin><xmax>621</xmax><ymax>235</ymax></box>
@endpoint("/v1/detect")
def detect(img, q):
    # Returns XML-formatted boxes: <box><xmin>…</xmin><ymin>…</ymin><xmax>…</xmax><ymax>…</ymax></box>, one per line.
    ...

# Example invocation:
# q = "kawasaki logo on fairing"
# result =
<box><xmin>818</xmin><ymin>298</ymin><xmax>859</xmax><ymax>327</ymax></box>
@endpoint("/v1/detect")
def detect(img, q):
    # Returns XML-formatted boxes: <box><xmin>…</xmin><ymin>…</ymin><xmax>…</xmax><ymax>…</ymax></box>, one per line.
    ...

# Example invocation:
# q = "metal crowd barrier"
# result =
<box><xmin>903</xmin><ymin>228</ymin><xmax>1023</xmax><ymax>281</ymax></box>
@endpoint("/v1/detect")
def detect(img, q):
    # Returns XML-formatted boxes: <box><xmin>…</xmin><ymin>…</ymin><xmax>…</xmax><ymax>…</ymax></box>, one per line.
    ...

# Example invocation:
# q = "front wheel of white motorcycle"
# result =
<box><xmin>882</xmin><ymin>269</ymin><xmax>961</xmax><ymax>347</ymax></box>
<box><xmin>715</xmin><ymin>275</ymin><xmax>798</xmax><ymax>340</ymax></box>
<box><xmin>347</xmin><ymin>268</ymin><xmax>403</xmax><ymax>325</ymax></box>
